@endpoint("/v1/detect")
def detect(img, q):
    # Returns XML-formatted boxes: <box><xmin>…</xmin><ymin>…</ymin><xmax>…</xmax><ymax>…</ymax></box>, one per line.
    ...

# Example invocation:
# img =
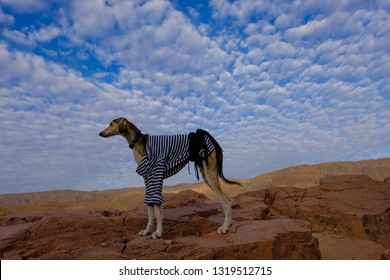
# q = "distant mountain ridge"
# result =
<box><xmin>245</xmin><ymin>157</ymin><xmax>390</xmax><ymax>188</ymax></box>
<box><xmin>1</xmin><ymin>158</ymin><xmax>389</xmax><ymax>215</ymax></box>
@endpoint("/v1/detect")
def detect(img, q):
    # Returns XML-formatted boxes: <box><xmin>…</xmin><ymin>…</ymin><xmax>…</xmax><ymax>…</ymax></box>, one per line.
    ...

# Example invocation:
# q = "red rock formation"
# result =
<box><xmin>0</xmin><ymin>170</ymin><xmax>389</xmax><ymax>260</ymax></box>
<box><xmin>0</xmin><ymin>190</ymin><xmax>320</xmax><ymax>260</ymax></box>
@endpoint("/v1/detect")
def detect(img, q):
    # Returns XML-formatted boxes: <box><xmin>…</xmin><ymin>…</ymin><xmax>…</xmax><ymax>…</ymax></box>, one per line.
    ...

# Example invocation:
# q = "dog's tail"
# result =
<box><xmin>196</xmin><ymin>129</ymin><xmax>244</xmax><ymax>188</ymax></box>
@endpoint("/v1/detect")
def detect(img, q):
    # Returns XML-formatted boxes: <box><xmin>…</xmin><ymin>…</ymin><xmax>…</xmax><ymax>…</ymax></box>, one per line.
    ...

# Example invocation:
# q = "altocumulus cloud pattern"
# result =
<box><xmin>0</xmin><ymin>0</ymin><xmax>389</xmax><ymax>194</ymax></box>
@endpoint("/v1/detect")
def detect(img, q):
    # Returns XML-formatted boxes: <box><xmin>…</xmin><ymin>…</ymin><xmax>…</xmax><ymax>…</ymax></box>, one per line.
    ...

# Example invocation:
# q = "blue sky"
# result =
<box><xmin>0</xmin><ymin>0</ymin><xmax>389</xmax><ymax>194</ymax></box>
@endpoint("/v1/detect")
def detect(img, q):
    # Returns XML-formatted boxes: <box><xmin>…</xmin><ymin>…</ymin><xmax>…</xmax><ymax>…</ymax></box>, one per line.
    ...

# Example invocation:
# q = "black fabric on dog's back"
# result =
<box><xmin>188</xmin><ymin>131</ymin><xmax>207</xmax><ymax>162</ymax></box>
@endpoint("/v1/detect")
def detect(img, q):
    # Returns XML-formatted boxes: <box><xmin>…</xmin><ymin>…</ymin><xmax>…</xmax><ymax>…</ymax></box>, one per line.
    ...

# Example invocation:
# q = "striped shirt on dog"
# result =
<box><xmin>136</xmin><ymin>134</ymin><xmax>214</xmax><ymax>205</ymax></box>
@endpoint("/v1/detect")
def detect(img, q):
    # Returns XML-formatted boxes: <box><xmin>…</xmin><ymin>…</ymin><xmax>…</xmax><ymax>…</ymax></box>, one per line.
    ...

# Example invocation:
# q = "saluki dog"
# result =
<box><xmin>99</xmin><ymin>118</ymin><xmax>242</xmax><ymax>239</ymax></box>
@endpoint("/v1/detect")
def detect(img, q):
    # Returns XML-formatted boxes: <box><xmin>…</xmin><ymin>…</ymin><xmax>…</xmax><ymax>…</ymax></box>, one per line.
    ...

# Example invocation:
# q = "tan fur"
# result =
<box><xmin>99</xmin><ymin>117</ymin><xmax>242</xmax><ymax>239</ymax></box>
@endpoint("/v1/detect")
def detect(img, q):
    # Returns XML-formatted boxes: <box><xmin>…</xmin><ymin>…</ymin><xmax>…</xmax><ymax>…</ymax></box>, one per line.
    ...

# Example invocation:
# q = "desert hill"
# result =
<box><xmin>1</xmin><ymin>158</ymin><xmax>389</xmax><ymax>214</ymax></box>
<box><xmin>245</xmin><ymin>157</ymin><xmax>390</xmax><ymax>188</ymax></box>
<box><xmin>0</xmin><ymin>188</ymin><xmax>145</xmax><ymax>215</ymax></box>
<box><xmin>0</xmin><ymin>158</ymin><xmax>389</xmax><ymax>260</ymax></box>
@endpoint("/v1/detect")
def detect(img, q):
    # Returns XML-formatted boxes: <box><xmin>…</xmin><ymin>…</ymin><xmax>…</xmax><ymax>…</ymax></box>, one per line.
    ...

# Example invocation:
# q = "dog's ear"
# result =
<box><xmin>118</xmin><ymin>119</ymin><xmax>128</xmax><ymax>134</ymax></box>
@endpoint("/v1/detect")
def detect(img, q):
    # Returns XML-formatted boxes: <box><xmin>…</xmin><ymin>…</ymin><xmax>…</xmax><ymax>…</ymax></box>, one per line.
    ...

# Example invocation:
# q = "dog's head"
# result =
<box><xmin>99</xmin><ymin>118</ymin><xmax>129</xmax><ymax>138</ymax></box>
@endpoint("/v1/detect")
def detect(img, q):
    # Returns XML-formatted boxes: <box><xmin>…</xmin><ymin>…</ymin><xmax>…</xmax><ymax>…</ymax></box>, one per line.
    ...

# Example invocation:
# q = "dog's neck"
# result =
<box><xmin>122</xmin><ymin>124</ymin><xmax>147</xmax><ymax>165</ymax></box>
<box><xmin>131</xmin><ymin>137</ymin><xmax>147</xmax><ymax>165</ymax></box>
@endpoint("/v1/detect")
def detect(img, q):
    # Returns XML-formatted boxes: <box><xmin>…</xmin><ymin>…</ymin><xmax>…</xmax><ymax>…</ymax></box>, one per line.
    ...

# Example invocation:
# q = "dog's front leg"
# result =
<box><xmin>151</xmin><ymin>204</ymin><xmax>163</xmax><ymax>239</ymax></box>
<box><xmin>139</xmin><ymin>205</ymin><xmax>154</xmax><ymax>236</ymax></box>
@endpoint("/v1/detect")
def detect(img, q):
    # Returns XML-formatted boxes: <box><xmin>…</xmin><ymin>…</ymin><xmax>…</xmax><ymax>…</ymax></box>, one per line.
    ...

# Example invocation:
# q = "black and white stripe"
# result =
<box><xmin>136</xmin><ymin>134</ymin><xmax>214</xmax><ymax>205</ymax></box>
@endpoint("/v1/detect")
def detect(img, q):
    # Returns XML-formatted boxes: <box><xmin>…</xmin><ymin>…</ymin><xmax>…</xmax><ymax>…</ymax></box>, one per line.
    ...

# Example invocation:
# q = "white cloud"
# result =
<box><xmin>210</xmin><ymin>0</ymin><xmax>275</xmax><ymax>25</ymax></box>
<box><xmin>68</xmin><ymin>0</ymin><xmax>118</xmax><ymax>40</ymax></box>
<box><xmin>0</xmin><ymin>0</ymin><xmax>48</xmax><ymax>12</ymax></box>
<box><xmin>0</xmin><ymin>0</ymin><xmax>389</xmax><ymax>194</ymax></box>
<box><xmin>246</xmin><ymin>48</ymin><xmax>263</xmax><ymax>64</ymax></box>
<box><xmin>267</xmin><ymin>40</ymin><xmax>296</xmax><ymax>58</ymax></box>
<box><xmin>233</xmin><ymin>64</ymin><xmax>261</xmax><ymax>76</ymax></box>
<box><xmin>0</xmin><ymin>8</ymin><xmax>14</xmax><ymax>24</ymax></box>
<box><xmin>299</xmin><ymin>64</ymin><xmax>326</xmax><ymax>81</ymax></box>
<box><xmin>62</xmin><ymin>0</ymin><xmax>229</xmax><ymax>76</ymax></box>
<box><xmin>285</xmin><ymin>17</ymin><xmax>331</xmax><ymax>40</ymax></box>
<box><xmin>2</xmin><ymin>29</ymin><xmax>36</xmax><ymax>47</ymax></box>
<box><xmin>275</xmin><ymin>13</ymin><xmax>295</xmax><ymax>29</ymax></box>
<box><xmin>30</xmin><ymin>25</ymin><xmax>62</xmax><ymax>43</ymax></box>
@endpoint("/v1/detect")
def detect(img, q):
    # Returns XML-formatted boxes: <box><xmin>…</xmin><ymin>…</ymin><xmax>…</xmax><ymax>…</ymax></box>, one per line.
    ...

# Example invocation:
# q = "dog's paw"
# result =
<box><xmin>139</xmin><ymin>229</ymin><xmax>151</xmax><ymax>236</ymax></box>
<box><xmin>217</xmin><ymin>225</ymin><xmax>230</xmax><ymax>234</ymax></box>
<box><xmin>151</xmin><ymin>231</ymin><xmax>162</xmax><ymax>239</ymax></box>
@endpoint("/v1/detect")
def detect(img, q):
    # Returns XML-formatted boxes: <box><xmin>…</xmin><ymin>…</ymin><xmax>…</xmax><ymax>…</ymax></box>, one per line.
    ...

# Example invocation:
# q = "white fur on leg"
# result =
<box><xmin>200</xmin><ymin>151</ymin><xmax>233</xmax><ymax>235</ymax></box>
<box><xmin>152</xmin><ymin>204</ymin><xmax>163</xmax><ymax>239</ymax></box>
<box><xmin>139</xmin><ymin>205</ymin><xmax>154</xmax><ymax>236</ymax></box>
<box><xmin>217</xmin><ymin>194</ymin><xmax>232</xmax><ymax>234</ymax></box>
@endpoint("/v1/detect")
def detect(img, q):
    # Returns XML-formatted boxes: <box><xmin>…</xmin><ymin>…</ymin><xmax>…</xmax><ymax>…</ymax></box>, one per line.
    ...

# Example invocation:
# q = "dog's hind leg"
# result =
<box><xmin>139</xmin><ymin>205</ymin><xmax>154</xmax><ymax>236</ymax></box>
<box><xmin>152</xmin><ymin>204</ymin><xmax>163</xmax><ymax>239</ymax></box>
<box><xmin>201</xmin><ymin>150</ymin><xmax>232</xmax><ymax>234</ymax></box>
